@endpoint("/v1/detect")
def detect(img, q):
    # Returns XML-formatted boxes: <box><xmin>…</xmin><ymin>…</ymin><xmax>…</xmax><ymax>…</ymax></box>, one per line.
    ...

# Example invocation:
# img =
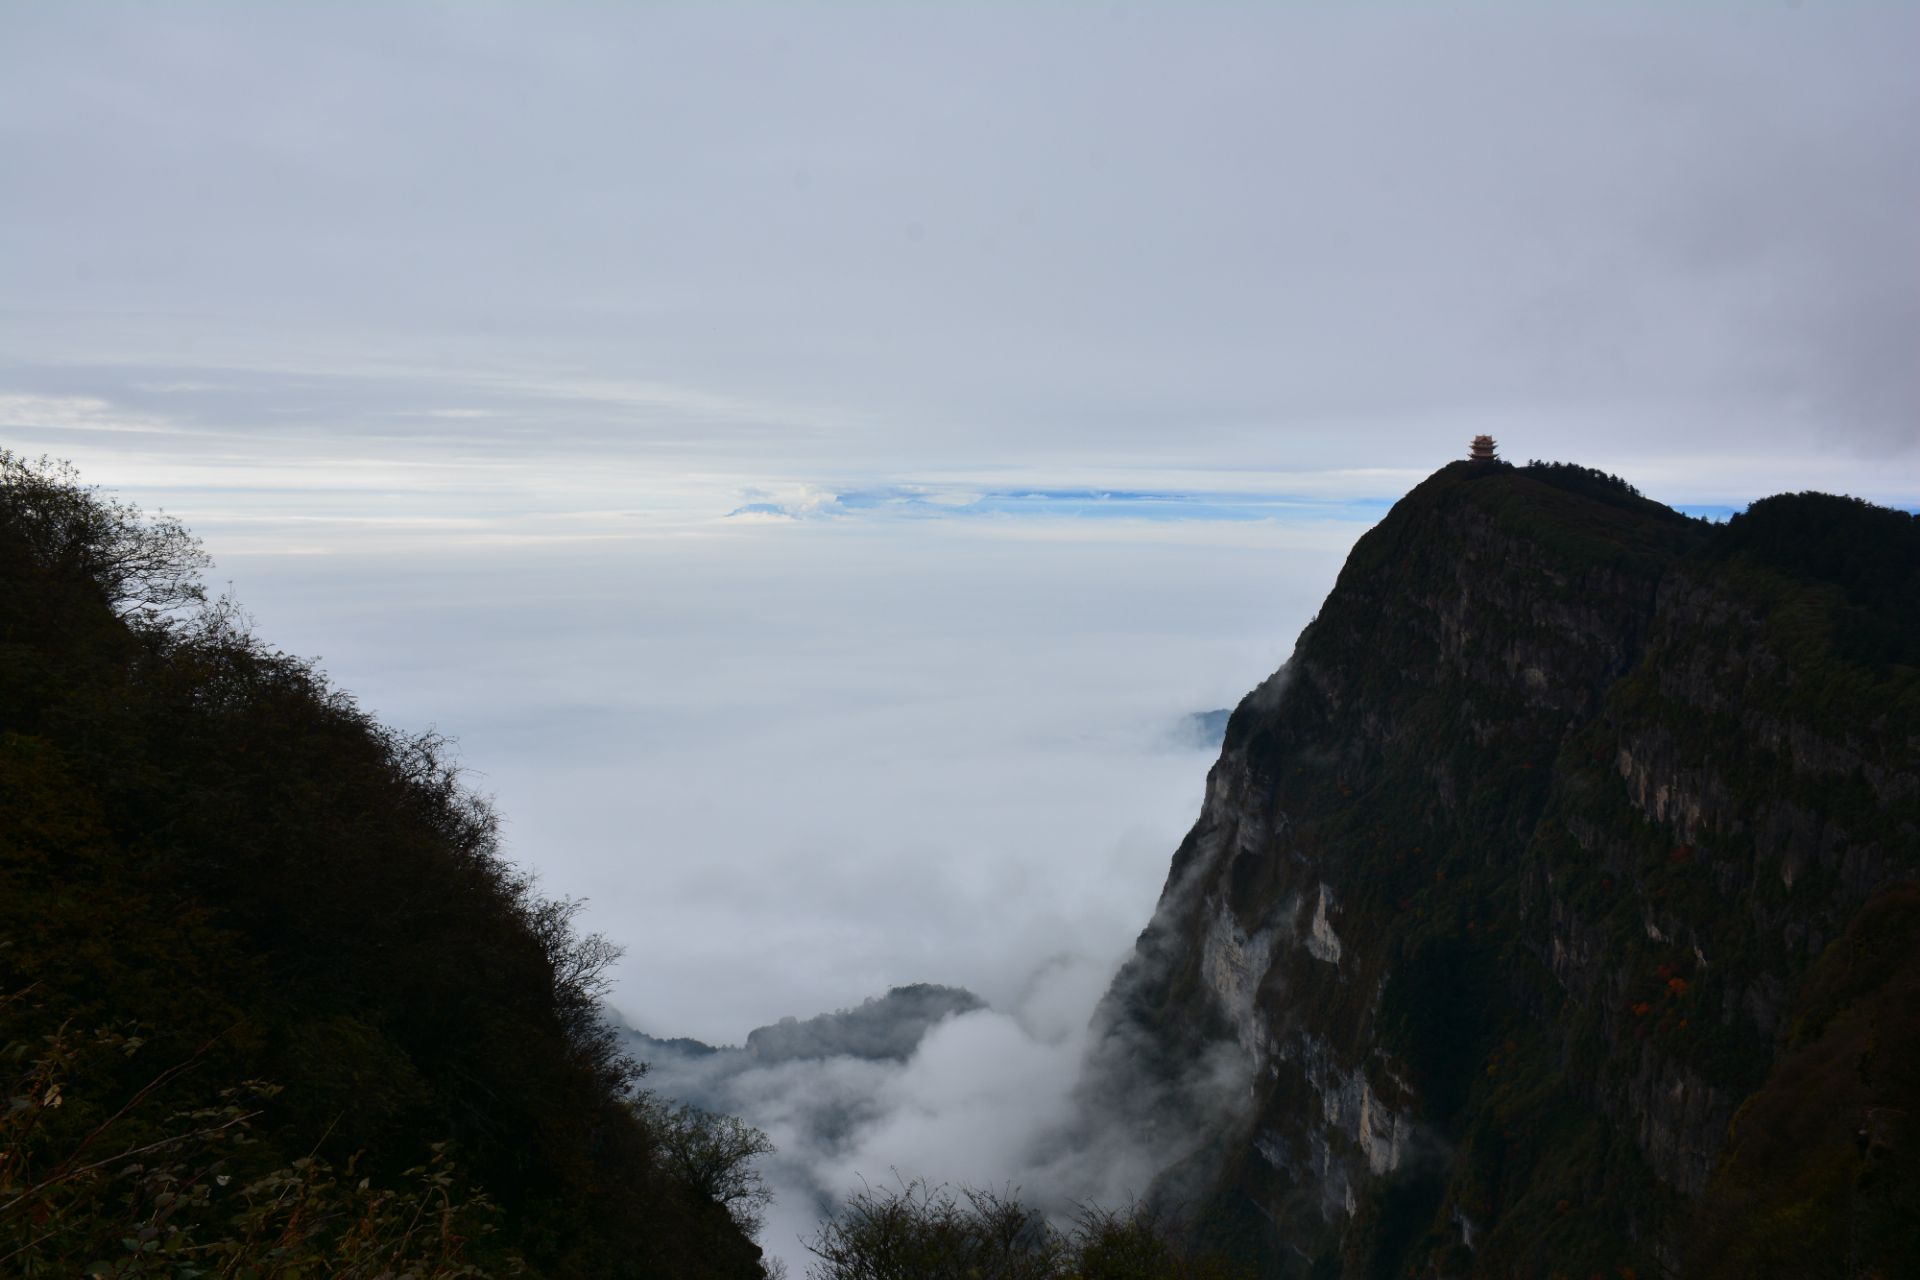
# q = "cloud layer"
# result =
<box><xmin>628</xmin><ymin>952</ymin><xmax>1218</xmax><ymax>1277</ymax></box>
<box><xmin>5</xmin><ymin>5</ymin><xmax>1916</xmax><ymax>1272</ymax></box>
<box><xmin>4</xmin><ymin>4</ymin><xmax>1917</xmax><ymax>504</ymax></box>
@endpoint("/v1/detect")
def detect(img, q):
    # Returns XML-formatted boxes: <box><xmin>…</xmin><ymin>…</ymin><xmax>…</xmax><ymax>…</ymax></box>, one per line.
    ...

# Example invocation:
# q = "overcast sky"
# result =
<box><xmin>4</xmin><ymin>4</ymin><xmax>1916</xmax><ymax>1259</ymax></box>
<box><xmin>5</xmin><ymin>3</ymin><xmax>1916</xmax><ymax>507</ymax></box>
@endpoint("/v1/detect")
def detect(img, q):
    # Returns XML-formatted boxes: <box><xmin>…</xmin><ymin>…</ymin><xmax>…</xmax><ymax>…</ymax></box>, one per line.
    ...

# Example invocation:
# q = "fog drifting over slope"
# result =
<box><xmin>627</xmin><ymin>954</ymin><xmax>1249</xmax><ymax>1274</ymax></box>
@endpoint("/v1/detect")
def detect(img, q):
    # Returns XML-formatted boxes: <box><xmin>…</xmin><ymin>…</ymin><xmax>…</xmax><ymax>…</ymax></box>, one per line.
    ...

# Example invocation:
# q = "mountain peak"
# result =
<box><xmin>1091</xmin><ymin>461</ymin><xmax>1919</xmax><ymax>1276</ymax></box>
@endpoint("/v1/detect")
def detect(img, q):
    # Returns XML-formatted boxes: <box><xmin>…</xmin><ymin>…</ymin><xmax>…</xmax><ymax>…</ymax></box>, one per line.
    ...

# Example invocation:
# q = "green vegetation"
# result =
<box><xmin>804</xmin><ymin>1179</ymin><xmax>1252</xmax><ymax>1280</ymax></box>
<box><xmin>0</xmin><ymin>452</ymin><xmax>769</xmax><ymax>1277</ymax></box>
<box><xmin>1711</xmin><ymin>490</ymin><xmax>1918</xmax><ymax>662</ymax></box>
<box><xmin>636</xmin><ymin>1098</ymin><xmax>776</xmax><ymax>1238</ymax></box>
<box><xmin>3</xmin><ymin>1017</ymin><xmax>507</xmax><ymax>1278</ymax></box>
<box><xmin>1688</xmin><ymin>886</ymin><xmax>1920</xmax><ymax>1278</ymax></box>
<box><xmin>1520</xmin><ymin>460</ymin><xmax>1645</xmax><ymax>504</ymax></box>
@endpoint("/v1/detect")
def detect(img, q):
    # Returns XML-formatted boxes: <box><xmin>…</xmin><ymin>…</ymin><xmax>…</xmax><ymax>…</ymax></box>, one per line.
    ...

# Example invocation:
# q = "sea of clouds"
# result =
<box><xmin>193</xmin><ymin>511</ymin><xmax>1348</xmax><ymax>1273</ymax></box>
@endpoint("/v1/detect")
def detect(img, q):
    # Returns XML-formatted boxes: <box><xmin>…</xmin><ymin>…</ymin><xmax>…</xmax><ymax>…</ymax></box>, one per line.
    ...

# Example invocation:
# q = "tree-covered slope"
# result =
<box><xmin>0</xmin><ymin>453</ymin><xmax>768</xmax><ymax>1278</ymax></box>
<box><xmin>1090</xmin><ymin>460</ymin><xmax>1918</xmax><ymax>1278</ymax></box>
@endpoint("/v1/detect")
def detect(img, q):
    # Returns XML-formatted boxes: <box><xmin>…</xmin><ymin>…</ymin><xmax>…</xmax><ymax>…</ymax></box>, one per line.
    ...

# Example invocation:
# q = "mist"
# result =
<box><xmin>5</xmin><ymin>1</ymin><xmax>1917</xmax><ymax>1274</ymax></box>
<box><xmin>626</xmin><ymin>950</ymin><xmax>1245</xmax><ymax>1275</ymax></box>
<box><xmin>201</xmin><ymin>513</ymin><xmax>1338</xmax><ymax>1275</ymax></box>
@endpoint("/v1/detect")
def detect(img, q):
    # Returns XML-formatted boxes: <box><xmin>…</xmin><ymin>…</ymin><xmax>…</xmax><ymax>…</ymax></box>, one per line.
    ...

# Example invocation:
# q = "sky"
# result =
<box><xmin>4</xmin><ymin>1</ymin><xmax>1917</xmax><ymax>1266</ymax></box>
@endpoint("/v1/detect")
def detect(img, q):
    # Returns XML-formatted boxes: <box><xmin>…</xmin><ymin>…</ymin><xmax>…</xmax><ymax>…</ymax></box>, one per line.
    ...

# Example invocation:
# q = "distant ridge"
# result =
<box><xmin>1174</xmin><ymin>708</ymin><xmax>1233</xmax><ymax>751</ymax></box>
<box><xmin>746</xmin><ymin>983</ymin><xmax>986</xmax><ymax>1063</ymax></box>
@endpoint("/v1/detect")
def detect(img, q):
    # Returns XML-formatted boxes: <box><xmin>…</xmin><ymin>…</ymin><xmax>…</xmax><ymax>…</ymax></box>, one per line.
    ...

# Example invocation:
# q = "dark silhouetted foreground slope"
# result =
<box><xmin>0</xmin><ymin>453</ymin><xmax>767</xmax><ymax>1278</ymax></box>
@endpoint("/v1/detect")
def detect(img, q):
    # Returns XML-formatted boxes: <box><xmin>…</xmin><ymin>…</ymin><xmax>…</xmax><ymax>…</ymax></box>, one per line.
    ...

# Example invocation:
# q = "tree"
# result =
<box><xmin>0</xmin><ymin>1014</ymin><xmax>510</xmax><ymax>1278</ymax></box>
<box><xmin>0</xmin><ymin>450</ymin><xmax>209</xmax><ymax>626</ymax></box>
<box><xmin>637</xmin><ymin>1098</ymin><xmax>776</xmax><ymax>1236</ymax></box>
<box><xmin>804</xmin><ymin>1178</ymin><xmax>1057</xmax><ymax>1280</ymax></box>
<box><xmin>523</xmin><ymin>895</ymin><xmax>638</xmax><ymax>1092</ymax></box>
<box><xmin>2</xmin><ymin>452</ymin><xmax>776</xmax><ymax>1276</ymax></box>
<box><xmin>802</xmin><ymin>1180</ymin><xmax>1250</xmax><ymax>1280</ymax></box>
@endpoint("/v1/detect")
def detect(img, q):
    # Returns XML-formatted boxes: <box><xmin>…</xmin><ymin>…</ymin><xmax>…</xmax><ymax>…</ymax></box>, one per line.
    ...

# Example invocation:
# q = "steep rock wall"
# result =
<box><xmin>1088</xmin><ymin>464</ymin><xmax>1918</xmax><ymax>1277</ymax></box>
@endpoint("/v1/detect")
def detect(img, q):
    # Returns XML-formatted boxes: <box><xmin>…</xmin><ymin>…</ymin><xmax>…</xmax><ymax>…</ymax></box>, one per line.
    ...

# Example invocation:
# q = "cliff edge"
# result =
<box><xmin>1090</xmin><ymin>460</ymin><xmax>1918</xmax><ymax>1277</ymax></box>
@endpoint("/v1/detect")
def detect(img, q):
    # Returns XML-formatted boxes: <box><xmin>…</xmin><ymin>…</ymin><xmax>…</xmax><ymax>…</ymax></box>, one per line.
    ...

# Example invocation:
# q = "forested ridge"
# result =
<box><xmin>0</xmin><ymin>451</ymin><xmax>768</xmax><ymax>1278</ymax></box>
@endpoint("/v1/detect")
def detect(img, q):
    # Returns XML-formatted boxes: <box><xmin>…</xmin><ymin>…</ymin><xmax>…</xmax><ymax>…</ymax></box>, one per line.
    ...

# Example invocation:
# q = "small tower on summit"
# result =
<box><xmin>1468</xmin><ymin>434</ymin><xmax>1498</xmax><ymax>463</ymax></box>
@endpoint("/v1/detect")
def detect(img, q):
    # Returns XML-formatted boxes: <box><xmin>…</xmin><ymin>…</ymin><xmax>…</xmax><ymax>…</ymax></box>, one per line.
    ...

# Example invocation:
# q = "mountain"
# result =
<box><xmin>612</xmin><ymin>984</ymin><xmax>986</xmax><ymax>1127</ymax></box>
<box><xmin>0</xmin><ymin>452</ymin><xmax>768</xmax><ymax>1278</ymax></box>
<box><xmin>1176</xmin><ymin>709</ymin><xmax>1235</xmax><ymax>752</ymax></box>
<box><xmin>745</xmin><ymin>983</ymin><xmax>987</xmax><ymax>1064</ymax></box>
<box><xmin>612</xmin><ymin>982</ymin><xmax>985</xmax><ymax>1072</ymax></box>
<box><xmin>1088</xmin><ymin>460</ymin><xmax>1918</xmax><ymax>1277</ymax></box>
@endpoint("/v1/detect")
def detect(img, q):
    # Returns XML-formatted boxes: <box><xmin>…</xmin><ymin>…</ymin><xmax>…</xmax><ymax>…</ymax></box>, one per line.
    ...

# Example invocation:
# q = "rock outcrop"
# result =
<box><xmin>1090</xmin><ymin>462</ymin><xmax>1919</xmax><ymax>1277</ymax></box>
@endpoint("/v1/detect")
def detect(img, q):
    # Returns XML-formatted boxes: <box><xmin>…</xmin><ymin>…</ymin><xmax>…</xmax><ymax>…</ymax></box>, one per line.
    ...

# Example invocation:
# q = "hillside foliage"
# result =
<box><xmin>804</xmin><ymin>1179</ymin><xmax>1252</xmax><ymax>1280</ymax></box>
<box><xmin>0</xmin><ymin>451</ymin><xmax>769</xmax><ymax>1277</ymax></box>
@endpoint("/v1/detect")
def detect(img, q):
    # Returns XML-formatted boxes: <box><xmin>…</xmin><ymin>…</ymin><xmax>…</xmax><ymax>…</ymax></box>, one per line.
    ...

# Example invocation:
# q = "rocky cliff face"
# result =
<box><xmin>1089</xmin><ymin>462</ymin><xmax>1918</xmax><ymax>1277</ymax></box>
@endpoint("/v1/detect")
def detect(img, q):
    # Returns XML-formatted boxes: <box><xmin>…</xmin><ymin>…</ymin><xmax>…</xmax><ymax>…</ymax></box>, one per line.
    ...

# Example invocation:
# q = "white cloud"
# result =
<box><xmin>5</xmin><ymin>4</ymin><xmax>1917</xmax><ymax>1268</ymax></box>
<box><xmin>0</xmin><ymin>392</ymin><xmax>193</xmax><ymax>437</ymax></box>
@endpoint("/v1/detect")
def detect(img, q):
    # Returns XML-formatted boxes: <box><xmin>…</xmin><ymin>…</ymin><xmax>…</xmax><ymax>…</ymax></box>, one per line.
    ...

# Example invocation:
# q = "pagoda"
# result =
<box><xmin>1468</xmin><ymin>434</ymin><xmax>1498</xmax><ymax>463</ymax></box>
